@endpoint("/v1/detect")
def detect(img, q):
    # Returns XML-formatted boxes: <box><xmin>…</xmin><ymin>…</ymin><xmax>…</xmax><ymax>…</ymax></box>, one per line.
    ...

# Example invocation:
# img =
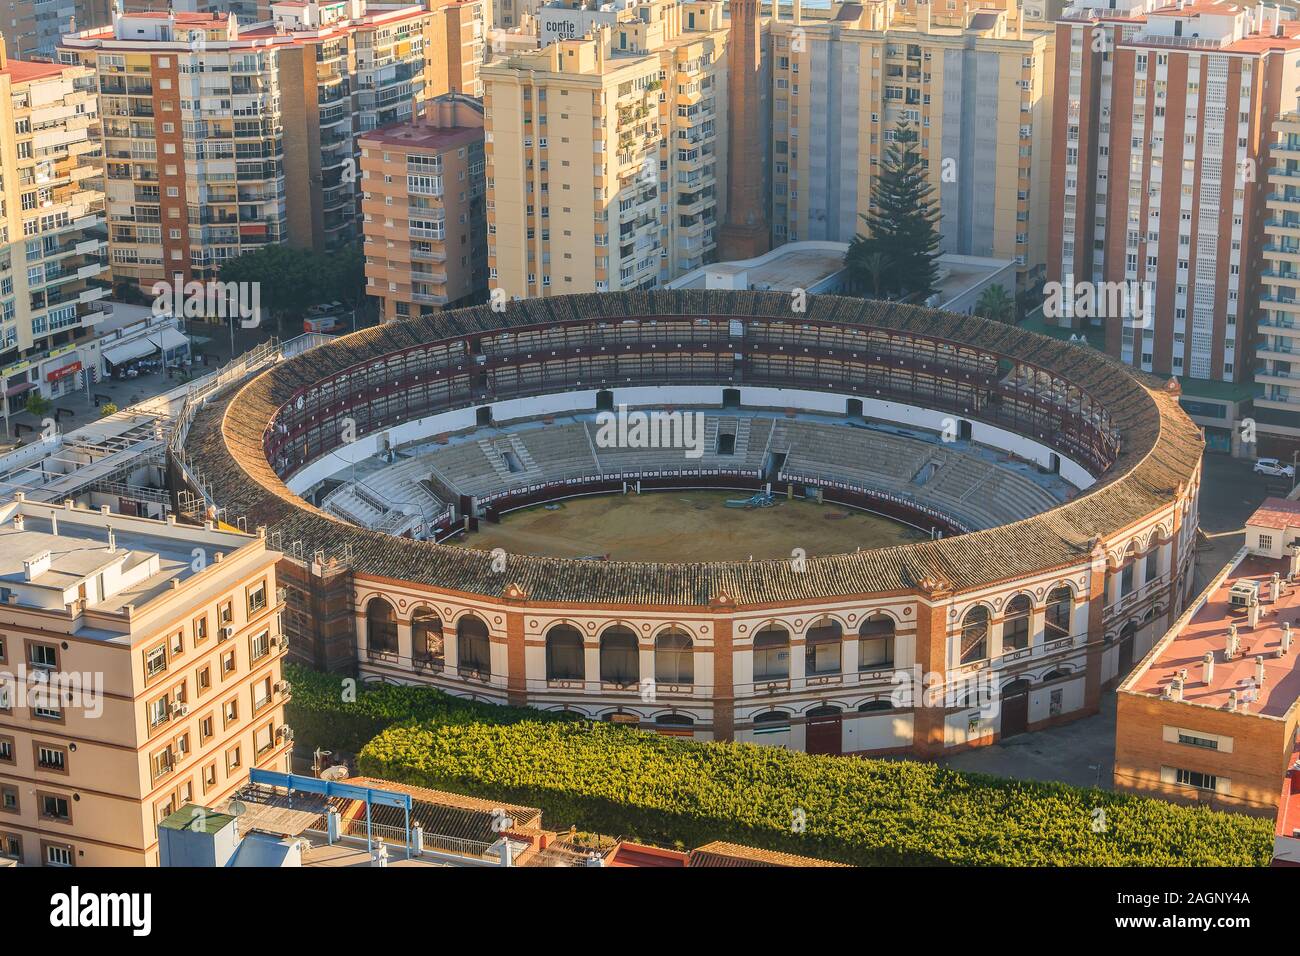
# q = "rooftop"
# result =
<box><xmin>1124</xmin><ymin>552</ymin><xmax>1300</xmax><ymax>718</ymax></box>
<box><xmin>0</xmin><ymin>59</ymin><xmax>73</xmax><ymax>83</ymax></box>
<box><xmin>1246</xmin><ymin>497</ymin><xmax>1300</xmax><ymax>533</ymax></box>
<box><xmin>359</xmin><ymin>123</ymin><xmax>483</xmax><ymax>152</ymax></box>
<box><xmin>666</xmin><ymin>242</ymin><xmax>849</xmax><ymax>292</ymax></box>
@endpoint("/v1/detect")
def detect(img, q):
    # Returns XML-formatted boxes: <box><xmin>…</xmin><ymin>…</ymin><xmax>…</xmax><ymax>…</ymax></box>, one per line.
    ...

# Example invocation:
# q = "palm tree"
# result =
<box><xmin>974</xmin><ymin>284</ymin><xmax>1016</xmax><ymax>324</ymax></box>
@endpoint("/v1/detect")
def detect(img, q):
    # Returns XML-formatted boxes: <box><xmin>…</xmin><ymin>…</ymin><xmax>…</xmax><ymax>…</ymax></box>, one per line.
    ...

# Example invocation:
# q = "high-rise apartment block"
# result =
<box><xmin>61</xmin><ymin>0</ymin><xmax>483</xmax><ymax>289</ymax></box>
<box><xmin>1047</xmin><ymin>0</ymin><xmax>1300</xmax><ymax>384</ymax></box>
<box><xmin>770</xmin><ymin>0</ymin><xmax>1054</xmax><ymax>277</ymax></box>
<box><xmin>0</xmin><ymin>37</ymin><xmax>109</xmax><ymax>379</ymax></box>
<box><xmin>360</xmin><ymin>93</ymin><xmax>487</xmax><ymax>317</ymax></box>
<box><xmin>0</xmin><ymin>498</ymin><xmax>289</xmax><ymax>867</ymax></box>
<box><xmin>0</xmin><ymin>0</ymin><xmax>114</xmax><ymax>59</ymax></box>
<box><xmin>1255</xmin><ymin>110</ymin><xmax>1300</xmax><ymax>453</ymax></box>
<box><xmin>482</xmin><ymin>0</ymin><xmax>729</xmax><ymax>297</ymax></box>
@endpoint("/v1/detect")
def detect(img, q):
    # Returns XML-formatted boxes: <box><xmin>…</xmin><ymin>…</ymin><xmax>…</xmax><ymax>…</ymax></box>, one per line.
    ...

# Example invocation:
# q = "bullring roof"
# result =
<box><xmin>185</xmin><ymin>291</ymin><xmax>1203</xmax><ymax>607</ymax></box>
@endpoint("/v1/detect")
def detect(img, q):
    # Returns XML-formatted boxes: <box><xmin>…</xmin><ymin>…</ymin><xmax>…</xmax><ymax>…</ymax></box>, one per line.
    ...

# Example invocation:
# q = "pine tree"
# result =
<box><xmin>846</xmin><ymin>121</ymin><xmax>942</xmax><ymax>299</ymax></box>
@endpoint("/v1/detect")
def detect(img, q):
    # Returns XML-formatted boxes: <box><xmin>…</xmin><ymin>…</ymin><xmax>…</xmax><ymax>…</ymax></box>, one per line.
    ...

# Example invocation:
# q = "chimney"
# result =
<box><xmin>1273</xmin><ymin>572</ymin><xmax>1282</xmax><ymax>601</ymax></box>
<box><xmin>1255</xmin><ymin>654</ymin><xmax>1267</xmax><ymax>687</ymax></box>
<box><xmin>1248</xmin><ymin>600</ymin><xmax>1261</xmax><ymax>629</ymax></box>
<box><xmin>1168</xmin><ymin>677</ymin><xmax>1184</xmax><ymax>701</ymax></box>
<box><xmin>1284</xmin><ymin>622</ymin><xmax>1293</xmax><ymax>654</ymax></box>
<box><xmin>1228</xmin><ymin>688</ymin><xmax>1239</xmax><ymax>712</ymax></box>
<box><xmin>107</xmin><ymin>526</ymin><xmax>116</xmax><ymax>553</ymax></box>
<box><xmin>1227</xmin><ymin>623</ymin><xmax>1240</xmax><ymax>659</ymax></box>
<box><xmin>12</xmin><ymin>514</ymin><xmax>23</xmax><ymax>532</ymax></box>
<box><xmin>1275</xmin><ymin>3</ymin><xmax>1283</xmax><ymax>36</ymax></box>
<box><xmin>1202</xmin><ymin>651</ymin><xmax>1215</xmax><ymax>685</ymax></box>
<box><xmin>49</xmin><ymin>512</ymin><xmax>56</xmax><ymax>536</ymax></box>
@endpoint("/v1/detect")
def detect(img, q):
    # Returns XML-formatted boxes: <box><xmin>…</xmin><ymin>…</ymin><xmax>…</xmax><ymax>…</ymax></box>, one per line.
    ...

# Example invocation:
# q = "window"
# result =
<box><xmin>39</xmin><ymin>793</ymin><xmax>70</xmax><ymax>821</ymax></box>
<box><xmin>1044</xmin><ymin>586</ymin><xmax>1073</xmax><ymax>640</ymax></box>
<box><xmin>545</xmin><ymin>624</ymin><xmax>584</xmax><ymax>681</ymax></box>
<box><xmin>599</xmin><ymin>625</ymin><xmax>639</xmax><ymax>686</ymax></box>
<box><xmin>223</xmin><ymin>698</ymin><xmax>238</xmax><ymax>727</ymax></box>
<box><xmin>198</xmin><ymin>666</ymin><xmax>211</xmax><ymax>693</ymax></box>
<box><xmin>654</xmin><ymin>629</ymin><xmax>693</xmax><ymax>685</ymax></box>
<box><xmin>226</xmin><ymin>746</ymin><xmax>242</xmax><ymax>773</ymax></box>
<box><xmin>1174</xmin><ymin>768</ymin><xmax>1217</xmax><ymax>792</ymax></box>
<box><xmin>246</xmin><ymin>581</ymin><xmax>267</xmax><ymax>615</ymax></box>
<box><xmin>960</xmin><ymin>606</ymin><xmax>990</xmax><ymax>665</ymax></box>
<box><xmin>753</xmin><ymin>624</ymin><xmax>791</xmax><ymax>681</ymax></box>
<box><xmin>249</xmin><ymin>630</ymin><xmax>270</xmax><ymax>662</ymax></box>
<box><xmin>221</xmin><ymin>650</ymin><xmax>235</xmax><ymax>676</ymax></box>
<box><xmin>1002</xmin><ymin>595</ymin><xmax>1032</xmax><ymax>652</ymax></box>
<box><xmin>0</xmin><ymin>786</ymin><xmax>17</xmax><ymax>812</ymax></box>
<box><xmin>200</xmin><ymin>715</ymin><xmax>214</xmax><ymax>742</ymax></box>
<box><xmin>366</xmin><ymin>598</ymin><xmax>398</xmax><ymax>655</ymax></box>
<box><xmin>193</xmin><ymin>615</ymin><xmax>208</xmax><ymax>643</ymax></box>
<box><xmin>1</xmin><ymin>834</ymin><xmax>20</xmax><ymax>860</ymax></box>
<box><xmin>804</xmin><ymin>617</ymin><xmax>842</xmax><ymax>675</ymax></box>
<box><xmin>202</xmin><ymin>763</ymin><xmax>217</xmax><ymax>794</ymax></box>
<box><xmin>0</xmin><ymin>737</ymin><xmax>10</xmax><ymax>763</ymax></box>
<box><xmin>859</xmin><ymin>614</ymin><xmax>895</xmax><ymax>668</ymax></box>
<box><xmin>1177</xmin><ymin>732</ymin><xmax>1219</xmax><ymax>750</ymax></box>
<box><xmin>457</xmin><ymin>616</ymin><xmax>491</xmax><ymax>678</ymax></box>
<box><xmin>29</xmin><ymin>643</ymin><xmax>56</xmax><ymax>670</ymax></box>
<box><xmin>44</xmin><ymin>843</ymin><xmax>72</xmax><ymax>867</ymax></box>
<box><xmin>219</xmin><ymin>600</ymin><xmax>233</xmax><ymax>625</ymax></box>
<box><xmin>145</xmin><ymin>644</ymin><xmax>167</xmax><ymax>678</ymax></box>
<box><xmin>1260</xmin><ymin>534</ymin><xmax>1274</xmax><ymax>551</ymax></box>
<box><xmin>36</xmin><ymin>745</ymin><xmax>65</xmax><ymax>772</ymax></box>
<box><xmin>412</xmin><ymin>607</ymin><xmax>444</xmax><ymax>668</ymax></box>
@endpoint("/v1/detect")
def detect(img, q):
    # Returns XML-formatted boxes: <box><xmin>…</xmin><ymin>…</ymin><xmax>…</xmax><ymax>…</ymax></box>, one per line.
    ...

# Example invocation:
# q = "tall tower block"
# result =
<box><xmin>718</xmin><ymin>0</ymin><xmax>770</xmax><ymax>260</ymax></box>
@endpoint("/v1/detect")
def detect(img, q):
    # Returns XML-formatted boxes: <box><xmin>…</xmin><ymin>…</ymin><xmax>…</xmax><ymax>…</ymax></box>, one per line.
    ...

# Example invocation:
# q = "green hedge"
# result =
<box><xmin>358</xmin><ymin>720</ymin><xmax>1275</xmax><ymax>867</ymax></box>
<box><xmin>283</xmin><ymin>663</ymin><xmax>576</xmax><ymax>754</ymax></box>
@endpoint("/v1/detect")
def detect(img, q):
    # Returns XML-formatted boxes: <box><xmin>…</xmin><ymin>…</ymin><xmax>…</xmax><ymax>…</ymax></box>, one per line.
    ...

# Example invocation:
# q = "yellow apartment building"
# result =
<box><xmin>0</xmin><ymin>496</ymin><xmax>289</xmax><ymax>867</ymax></box>
<box><xmin>482</xmin><ymin>0</ymin><xmax>728</xmax><ymax>297</ymax></box>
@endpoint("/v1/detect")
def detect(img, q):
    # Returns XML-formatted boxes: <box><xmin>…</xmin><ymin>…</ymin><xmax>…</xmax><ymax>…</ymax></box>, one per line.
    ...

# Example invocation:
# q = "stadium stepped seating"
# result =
<box><xmin>513</xmin><ymin>425</ymin><xmax>602</xmax><ymax>482</ymax></box>
<box><xmin>422</xmin><ymin>441</ymin><xmax>515</xmax><ymax>497</ymax></box>
<box><xmin>477</xmin><ymin>435</ymin><xmax>545</xmax><ymax>485</ymax></box>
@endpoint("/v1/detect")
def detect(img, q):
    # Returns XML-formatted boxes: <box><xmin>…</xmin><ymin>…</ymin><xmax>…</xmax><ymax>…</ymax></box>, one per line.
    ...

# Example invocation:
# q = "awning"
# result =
<box><xmin>148</xmin><ymin>327</ymin><xmax>190</xmax><ymax>353</ymax></box>
<box><xmin>101</xmin><ymin>337</ymin><xmax>158</xmax><ymax>367</ymax></box>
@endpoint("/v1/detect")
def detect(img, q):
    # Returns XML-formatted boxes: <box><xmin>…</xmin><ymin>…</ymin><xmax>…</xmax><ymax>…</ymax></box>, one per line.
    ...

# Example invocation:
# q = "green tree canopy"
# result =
<box><xmin>846</xmin><ymin>121</ymin><xmax>942</xmax><ymax>299</ymax></box>
<box><xmin>974</xmin><ymin>283</ymin><xmax>1016</xmax><ymax>324</ymax></box>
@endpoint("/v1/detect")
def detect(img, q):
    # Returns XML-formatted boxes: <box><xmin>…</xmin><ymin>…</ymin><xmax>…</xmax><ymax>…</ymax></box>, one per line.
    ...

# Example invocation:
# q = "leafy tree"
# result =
<box><xmin>847</xmin><ymin>121</ymin><xmax>942</xmax><ymax>299</ymax></box>
<box><xmin>99</xmin><ymin>402</ymin><xmax>119</xmax><ymax>417</ymax></box>
<box><xmin>25</xmin><ymin>395</ymin><xmax>51</xmax><ymax>417</ymax></box>
<box><xmin>847</xmin><ymin>245</ymin><xmax>892</xmax><ymax>299</ymax></box>
<box><xmin>219</xmin><ymin>243</ymin><xmax>365</xmax><ymax>332</ymax></box>
<box><xmin>975</xmin><ymin>284</ymin><xmax>1016</xmax><ymax>324</ymax></box>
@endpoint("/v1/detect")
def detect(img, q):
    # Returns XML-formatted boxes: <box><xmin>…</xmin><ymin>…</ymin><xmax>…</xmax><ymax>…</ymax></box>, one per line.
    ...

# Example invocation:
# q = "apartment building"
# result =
<box><xmin>0</xmin><ymin>497</ymin><xmax>289</xmax><ymax>867</ymax></box>
<box><xmin>770</xmin><ymin>0</ymin><xmax>1054</xmax><ymax>279</ymax></box>
<box><xmin>429</xmin><ymin>0</ymin><xmax>488</xmax><ymax>97</ymax></box>
<box><xmin>1254</xmin><ymin>111</ymin><xmax>1300</xmax><ymax>456</ymax></box>
<box><xmin>360</xmin><ymin>93</ymin><xmax>487</xmax><ymax>317</ymax></box>
<box><xmin>1047</xmin><ymin>0</ymin><xmax>1300</xmax><ymax>385</ymax></box>
<box><xmin>482</xmin><ymin>0</ymin><xmax>729</xmax><ymax>297</ymax></box>
<box><xmin>0</xmin><ymin>0</ymin><xmax>114</xmax><ymax>59</ymax></box>
<box><xmin>492</xmin><ymin>0</ymin><xmax>543</xmax><ymax>30</ymax></box>
<box><xmin>60</xmin><ymin>0</ymin><xmax>471</xmax><ymax>289</ymax></box>
<box><xmin>0</xmin><ymin>37</ymin><xmax>110</xmax><ymax>410</ymax></box>
<box><xmin>1115</xmin><ymin>498</ymin><xmax>1300</xmax><ymax>816</ymax></box>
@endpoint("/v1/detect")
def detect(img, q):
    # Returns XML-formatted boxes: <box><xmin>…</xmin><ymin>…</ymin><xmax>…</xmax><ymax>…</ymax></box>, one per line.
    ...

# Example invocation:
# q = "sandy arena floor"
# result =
<box><xmin>447</xmin><ymin>489</ymin><xmax>928</xmax><ymax>562</ymax></box>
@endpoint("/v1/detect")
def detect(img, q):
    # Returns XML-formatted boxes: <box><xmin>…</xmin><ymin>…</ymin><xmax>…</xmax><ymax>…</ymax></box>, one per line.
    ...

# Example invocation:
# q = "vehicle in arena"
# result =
<box><xmin>177</xmin><ymin>290</ymin><xmax>1203</xmax><ymax>759</ymax></box>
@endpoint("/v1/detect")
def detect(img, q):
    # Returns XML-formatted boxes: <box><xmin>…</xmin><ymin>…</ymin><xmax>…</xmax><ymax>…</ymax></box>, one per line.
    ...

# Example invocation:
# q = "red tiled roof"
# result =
<box><xmin>1125</xmin><ymin>554</ymin><xmax>1300</xmax><ymax>718</ymax></box>
<box><xmin>0</xmin><ymin>60</ymin><xmax>71</xmax><ymax>83</ymax></box>
<box><xmin>1248</xmin><ymin>497</ymin><xmax>1300</xmax><ymax>532</ymax></box>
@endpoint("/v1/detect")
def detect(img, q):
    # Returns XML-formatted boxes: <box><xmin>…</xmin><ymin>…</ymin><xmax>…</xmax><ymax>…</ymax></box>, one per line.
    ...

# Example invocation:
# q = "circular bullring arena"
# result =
<box><xmin>179</xmin><ymin>290</ymin><xmax>1205</xmax><ymax>757</ymax></box>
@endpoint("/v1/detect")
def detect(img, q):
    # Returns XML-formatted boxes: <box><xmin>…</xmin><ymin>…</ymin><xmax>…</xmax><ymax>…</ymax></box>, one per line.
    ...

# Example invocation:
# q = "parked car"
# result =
<box><xmin>1253</xmin><ymin>457</ymin><xmax>1295</xmax><ymax>478</ymax></box>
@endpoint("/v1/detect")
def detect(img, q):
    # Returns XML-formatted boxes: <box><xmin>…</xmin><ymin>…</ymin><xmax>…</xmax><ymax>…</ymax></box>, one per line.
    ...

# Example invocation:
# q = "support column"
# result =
<box><xmin>912</xmin><ymin>580</ymin><xmax>951</xmax><ymax>758</ymax></box>
<box><xmin>710</xmin><ymin>594</ymin><xmax>736</xmax><ymax>741</ymax></box>
<box><xmin>502</xmin><ymin>587</ymin><xmax>529</xmax><ymax>706</ymax></box>
<box><xmin>1083</xmin><ymin>548</ymin><xmax>1110</xmax><ymax>714</ymax></box>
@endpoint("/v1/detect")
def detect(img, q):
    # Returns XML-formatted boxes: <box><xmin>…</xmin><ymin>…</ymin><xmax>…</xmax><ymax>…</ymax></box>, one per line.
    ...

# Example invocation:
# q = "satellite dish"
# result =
<box><xmin>320</xmin><ymin>765</ymin><xmax>349</xmax><ymax>781</ymax></box>
<box><xmin>227</xmin><ymin>799</ymin><xmax>248</xmax><ymax>817</ymax></box>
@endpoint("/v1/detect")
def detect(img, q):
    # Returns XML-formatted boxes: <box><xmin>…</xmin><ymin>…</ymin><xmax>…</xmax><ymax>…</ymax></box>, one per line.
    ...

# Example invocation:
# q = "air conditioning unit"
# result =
<box><xmin>275</xmin><ymin>681</ymin><xmax>292</xmax><ymax>696</ymax></box>
<box><xmin>277</xmin><ymin>725</ymin><xmax>294</xmax><ymax>742</ymax></box>
<box><xmin>171</xmin><ymin>702</ymin><xmax>189</xmax><ymax>718</ymax></box>
<box><xmin>218</xmin><ymin>625</ymin><xmax>234</xmax><ymax>641</ymax></box>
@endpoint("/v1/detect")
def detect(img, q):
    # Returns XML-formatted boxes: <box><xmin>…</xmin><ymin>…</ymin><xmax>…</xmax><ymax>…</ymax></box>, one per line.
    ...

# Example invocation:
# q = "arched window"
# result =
<box><xmin>858</xmin><ymin>699</ymin><xmax>893</xmax><ymax>713</ymax></box>
<box><xmin>655</xmin><ymin>713</ymin><xmax>694</xmax><ymax>737</ymax></box>
<box><xmin>1042</xmin><ymin>669</ymin><xmax>1069</xmax><ymax>682</ymax></box>
<box><xmin>804</xmin><ymin>616</ymin><xmax>842</xmax><ymax>675</ymax></box>
<box><xmin>1002</xmin><ymin>594</ymin><xmax>1032</xmax><ymax>652</ymax></box>
<box><xmin>960</xmin><ymin>606</ymin><xmax>989</xmax><ymax>665</ymax></box>
<box><xmin>599</xmin><ymin>625</ymin><xmax>639</xmax><ymax>685</ymax></box>
<box><xmin>1144</xmin><ymin>545</ymin><xmax>1160</xmax><ymax>584</ymax></box>
<box><xmin>411</xmin><ymin>606</ymin><xmax>444</xmax><ymax>668</ymax></box>
<box><xmin>457</xmin><ymin>615</ymin><xmax>491</xmax><ymax>678</ymax></box>
<box><xmin>753</xmin><ymin>624</ymin><xmax>790</xmax><ymax>681</ymax></box>
<box><xmin>654</xmin><ymin>628</ymin><xmax>693</xmax><ymax>685</ymax></box>
<box><xmin>545</xmin><ymin>624</ymin><xmax>584</xmax><ymax>681</ymax></box>
<box><xmin>366</xmin><ymin>598</ymin><xmax>397</xmax><ymax>655</ymax></box>
<box><xmin>858</xmin><ymin>613</ymin><xmax>895</xmax><ymax>669</ymax></box>
<box><xmin>1044</xmin><ymin>586</ymin><xmax>1072</xmax><ymax>641</ymax></box>
<box><xmin>1120</xmin><ymin>543</ymin><xmax>1137</xmax><ymax>596</ymax></box>
<box><xmin>752</xmin><ymin>710</ymin><xmax>791</xmax><ymax>735</ymax></box>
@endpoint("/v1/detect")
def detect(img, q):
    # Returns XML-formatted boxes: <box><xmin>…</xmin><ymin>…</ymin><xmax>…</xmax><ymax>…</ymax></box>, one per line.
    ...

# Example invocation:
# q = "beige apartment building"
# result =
<box><xmin>1254</xmin><ymin>111</ymin><xmax>1300</xmax><ymax>456</ymax></box>
<box><xmin>0</xmin><ymin>496</ymin><xmax>289</xmax><ymax>867</ymax></box>
<box><xmin>770</xmin><ymin>0</ymin><xmax>1055</xmax><ymax>279</ymax></box>
<box><xmin>482</xmin><ymin>0</ymin><xmax>728</xmax><ymax>297</ymax></box>
<box><xmin>61</xmin><ymin>0</ymin><xmax>480</xmax><ymax>289</ymax></box>
<box><xmin>360</xmin><ymin>93</ymin><xmax>487</xmax><ymax>317</ymax></box>
<box><xmin>0</xmin><ymin>37</ymin><xmax>109</xmax><ymax>398</ymax></box>
<box><xmin>1047</xmin><ymin>0</ymin><xmax>1300</xmax><ymax>384</ymax></box>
